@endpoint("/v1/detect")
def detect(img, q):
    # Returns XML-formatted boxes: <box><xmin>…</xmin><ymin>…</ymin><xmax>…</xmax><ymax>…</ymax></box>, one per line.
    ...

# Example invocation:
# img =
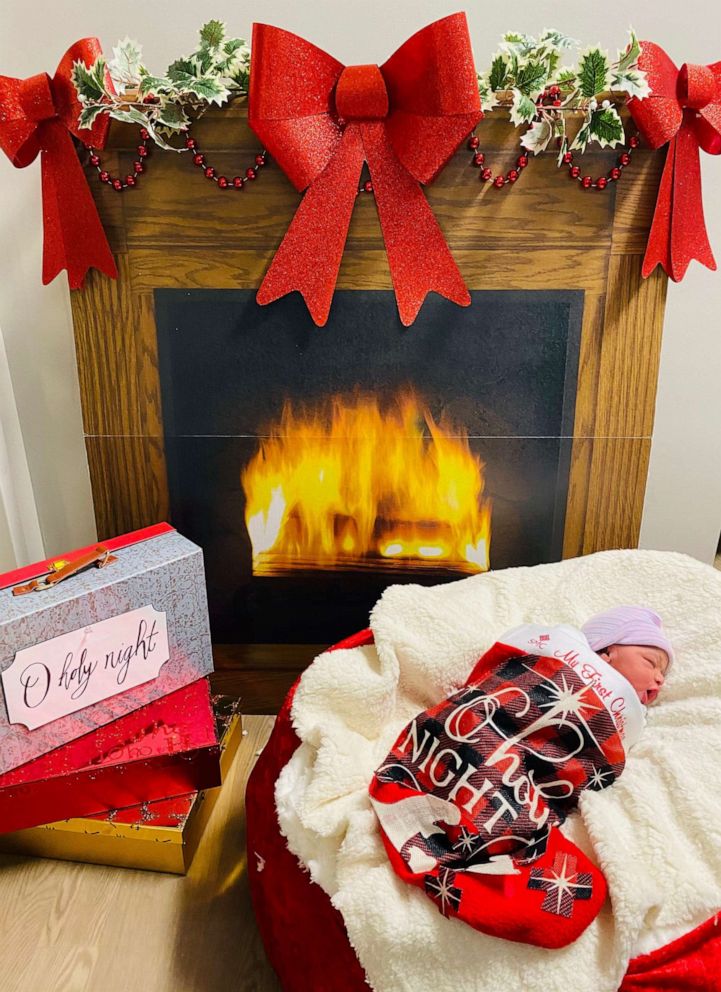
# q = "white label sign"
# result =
<box><xmin>2</xmin><ymin>606</ymin><xmax>170</xmax><ymax>731</ymax></box>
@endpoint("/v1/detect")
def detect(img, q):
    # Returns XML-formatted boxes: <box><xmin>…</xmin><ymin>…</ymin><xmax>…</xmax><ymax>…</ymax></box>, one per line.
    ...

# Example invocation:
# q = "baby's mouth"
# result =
<box><xmin>644</xmin><ymin>689</ymin><xmax>658</xmax><ymax>705</ymax></box>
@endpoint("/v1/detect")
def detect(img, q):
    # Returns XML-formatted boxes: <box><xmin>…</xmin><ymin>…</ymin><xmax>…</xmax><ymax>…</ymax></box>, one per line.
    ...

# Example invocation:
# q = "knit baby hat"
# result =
<box><xmin>581</xmin><ymin>605</ymin><xmax>674</xmax><ymax>668</ymax></box>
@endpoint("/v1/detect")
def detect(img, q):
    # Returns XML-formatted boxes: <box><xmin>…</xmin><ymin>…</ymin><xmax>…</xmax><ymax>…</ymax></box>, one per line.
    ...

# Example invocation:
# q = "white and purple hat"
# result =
<box><xmin>581</xmin><ymin>606</ymin><xmax>674</xmax><ymax>668</ymax></box>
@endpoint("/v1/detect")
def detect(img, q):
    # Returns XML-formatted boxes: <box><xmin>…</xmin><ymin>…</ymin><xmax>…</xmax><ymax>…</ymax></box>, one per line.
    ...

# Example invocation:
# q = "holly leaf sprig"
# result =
<box><xmin>478</xmin><ymin>29</ymin><xmax>576</xmax><ymax>120</ymax></box>
<box><xmin>72</xmin><ymin>20</ymin><xmax>250</xmax><ymax>150</ymax></box>
<box><xmin>477</xmin><ymin>28</ymin><xmax>650</xmax><ymax>159</ymax></box>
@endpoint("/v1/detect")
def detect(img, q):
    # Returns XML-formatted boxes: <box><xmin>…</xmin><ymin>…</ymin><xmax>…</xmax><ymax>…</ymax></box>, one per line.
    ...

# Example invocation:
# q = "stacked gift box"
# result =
<box><xmin>0</xmin><ymin>523</ymin><xmax>240</xmax><ymax>873</ymax></box>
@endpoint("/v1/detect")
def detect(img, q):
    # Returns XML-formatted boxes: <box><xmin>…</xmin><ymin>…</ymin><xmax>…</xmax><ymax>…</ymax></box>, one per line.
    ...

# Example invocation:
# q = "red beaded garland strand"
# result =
<box><xmin>462</xmin><ymin>124</ymin><xmax>640</xmax><ymax>192</ymax></box>
<box><xmin>465</xmin><ymin>132</ymin><xmax>531</xmax><ymax>189</ymax></box>
<box><xmin>85</xmin><ymin>121</ymin><xmax>639</xmax><ymax>198</ymax></box>
<box><xmin>86</xmin><ymin>126</ymin><xmax>268</xmax><ymax>193</ymax></box>
<box><xmin>462</xmin><ymin>136</ymin><xmax>524</xmax><ymax>188</ymax></box>
<box><xmin>562</xmin><ymin>132</ymin><xmax>641</xmax><ymax>190</ymax></box>
<box><xmin>85</xmin><ymin>127</ymin><xmax>151</xmax><ymax>191</ymax></box>
<box><xmin>187</xmin><ymin>131</ymin><xmax>267</xmax><ymax>190</ymax></box>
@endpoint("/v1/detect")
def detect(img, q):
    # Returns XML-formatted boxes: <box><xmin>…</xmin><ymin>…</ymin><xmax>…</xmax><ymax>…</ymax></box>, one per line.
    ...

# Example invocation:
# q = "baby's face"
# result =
<box><xmin>598</xmin><ymin>644</ymin><xmax>668</xmax><ymax>705</ymax></box>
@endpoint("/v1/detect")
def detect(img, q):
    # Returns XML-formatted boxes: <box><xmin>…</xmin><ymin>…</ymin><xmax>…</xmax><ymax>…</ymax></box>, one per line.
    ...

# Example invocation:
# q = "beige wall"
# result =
<box><xmin>1</xmin><ymin>0</ymin><xmax>720</xmax><ymax>568</ymax></box>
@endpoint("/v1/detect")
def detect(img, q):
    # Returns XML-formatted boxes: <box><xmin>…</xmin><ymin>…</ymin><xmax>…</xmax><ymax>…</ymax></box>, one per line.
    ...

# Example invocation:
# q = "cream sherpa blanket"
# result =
<box><xmin>275</xmin><ymin>551</ymin><xmax>721</xmax><ymax>992</ymax></box>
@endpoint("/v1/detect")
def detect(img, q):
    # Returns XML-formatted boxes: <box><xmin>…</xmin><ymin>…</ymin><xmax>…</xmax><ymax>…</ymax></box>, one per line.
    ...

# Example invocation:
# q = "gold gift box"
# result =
<box><xmin>0</xmin><ymin>696</ymin><xmax>242</xmax><ymax>874</ymax></box>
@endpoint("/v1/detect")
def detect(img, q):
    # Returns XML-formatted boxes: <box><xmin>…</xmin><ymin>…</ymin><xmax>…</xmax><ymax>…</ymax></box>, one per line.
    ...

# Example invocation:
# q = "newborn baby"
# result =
<box><xmin>582</xmin><ymin>605</ymin><xmax>671</xmax><ymax>706</ymax></box>
<box><xmin>501</xmin><ymin>605</ymin><xmax>673</xmax><ymax>737</ymax></box>
<box><xmin>369</xmin><ymin>605</ymin><xmax>673</xmax><ymax>949</ymax></box>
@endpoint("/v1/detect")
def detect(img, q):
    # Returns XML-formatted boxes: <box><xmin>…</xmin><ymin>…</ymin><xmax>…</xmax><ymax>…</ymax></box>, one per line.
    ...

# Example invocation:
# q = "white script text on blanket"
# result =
<box><xmin>369</xmin><ymin>635</ymin><xmax>634</xmax><ymax>947</ymax></box>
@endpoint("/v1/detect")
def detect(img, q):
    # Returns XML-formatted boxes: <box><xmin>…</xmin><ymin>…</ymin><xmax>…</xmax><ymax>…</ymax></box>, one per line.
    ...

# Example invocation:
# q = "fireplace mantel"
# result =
<box><xmin>69</xmin><ymin>102</ymin><xmax>668</xmax><ymax>709</ymax></box>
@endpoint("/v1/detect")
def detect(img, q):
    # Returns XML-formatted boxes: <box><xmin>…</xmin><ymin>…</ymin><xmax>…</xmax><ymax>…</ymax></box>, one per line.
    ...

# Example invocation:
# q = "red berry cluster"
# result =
<box><xmin>185</xmin><ymin>133</ymin><xmax>267</xmax><ymax>189</ymax></box>
<box><xmin>467</xmin><ymin>134</ymin><xmax>529</xmax><ymax>188</ymax></box>
<box><xmin>563</xmin><ymin>133</ymin><xmax>639</xmax><ymax>189</ymax></box>
<box><xmin>537</xmin><ymin>84</ymin><xmax>563</xmax><ymax>108</ymax></box>
<box><xmin>87</xmin><ymin>128</ymin><xmax>151</xmax><ymax>191</ymax></box>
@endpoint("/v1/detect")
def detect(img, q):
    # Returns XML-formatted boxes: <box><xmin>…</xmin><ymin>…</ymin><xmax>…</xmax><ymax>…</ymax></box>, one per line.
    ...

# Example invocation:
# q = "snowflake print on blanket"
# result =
<box><xmin>424</xmin><ymin>868</ymin><xmax>462</xmax><ymax>916</ymax></box>
<box><xmin>527</xmin><ymin>852</ymin><xmax>593</xmax><ymax>918</ymax></box>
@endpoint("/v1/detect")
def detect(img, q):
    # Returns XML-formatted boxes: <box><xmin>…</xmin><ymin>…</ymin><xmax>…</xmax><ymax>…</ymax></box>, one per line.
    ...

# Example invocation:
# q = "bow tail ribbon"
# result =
<box><xmin>257</xmin><ymin>126</ymin><xmax>364</xmax><ymax>325</ymax></box>
<box><xmin>39</xmin><ymin>119</ymin><xmax>117</xmax><ymax>288</ymax></box>
<box><xmin>258</xmin><ymin>122</ymin><xmax>470</xmax><ymax>326</ymax></box>
<box><xmin>362</xmin><ymin>122</ymin><xmax>470</xmax><ymax>325</ymax></box>
<box><xmin>644</xmin><ymin>113</ymin><xmax>716</xmax><ymax>280</ymax></box>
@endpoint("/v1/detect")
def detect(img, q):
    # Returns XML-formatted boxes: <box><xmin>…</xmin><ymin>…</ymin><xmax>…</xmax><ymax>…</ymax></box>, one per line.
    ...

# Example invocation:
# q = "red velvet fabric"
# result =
<box><xmin>246</xmin><ymin>629</ymin><xmax>721</xmax><ymax>991</ymax></box>
<box><xmin>246</xmin><ymin>629</ymin><xmax>374</xmax><ymax>992</ymax></box>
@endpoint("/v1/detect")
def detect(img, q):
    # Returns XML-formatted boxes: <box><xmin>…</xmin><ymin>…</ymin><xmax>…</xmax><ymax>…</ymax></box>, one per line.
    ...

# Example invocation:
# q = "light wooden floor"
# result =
<box><xmin>0</xmin><ymin>716</ymin><xmax>282</xmax><ymax>992</ymax></box>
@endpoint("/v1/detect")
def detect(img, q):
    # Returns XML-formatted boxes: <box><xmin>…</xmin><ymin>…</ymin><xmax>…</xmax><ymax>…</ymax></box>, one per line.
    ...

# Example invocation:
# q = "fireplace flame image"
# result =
<box><xmin>242</xmin><ymin>392</ymin><xmax>491</xmax><ymax>574</ymax></box>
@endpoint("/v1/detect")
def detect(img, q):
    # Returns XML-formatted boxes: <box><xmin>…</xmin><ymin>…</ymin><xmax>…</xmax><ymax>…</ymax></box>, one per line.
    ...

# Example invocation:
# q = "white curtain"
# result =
<box><xmin>0</xmin><ymin>322</ymin><xmax>44</xmax><ymax>571</ymax></box>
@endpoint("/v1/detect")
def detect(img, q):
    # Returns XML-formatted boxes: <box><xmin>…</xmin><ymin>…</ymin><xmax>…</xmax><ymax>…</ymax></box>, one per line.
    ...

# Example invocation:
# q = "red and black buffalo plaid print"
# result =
<box><xmin>369</xmin><ymin>643</ymin><xmax>627</xmax><ymax>948</ymax></box>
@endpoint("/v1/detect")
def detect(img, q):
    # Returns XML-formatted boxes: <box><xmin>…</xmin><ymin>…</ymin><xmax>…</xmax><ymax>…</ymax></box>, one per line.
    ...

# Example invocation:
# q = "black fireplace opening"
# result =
<box><xmin>155</xmin><ymin>289</ymin><xmax>583</xmax><ymax>645</ymax></box>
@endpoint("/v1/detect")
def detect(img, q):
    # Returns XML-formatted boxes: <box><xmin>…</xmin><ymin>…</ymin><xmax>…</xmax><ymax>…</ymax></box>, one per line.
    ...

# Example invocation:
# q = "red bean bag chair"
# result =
<box><xmin>246</xmin><ymin>630</ymin><xmax>721</xmax><ymax>992</ymax></box>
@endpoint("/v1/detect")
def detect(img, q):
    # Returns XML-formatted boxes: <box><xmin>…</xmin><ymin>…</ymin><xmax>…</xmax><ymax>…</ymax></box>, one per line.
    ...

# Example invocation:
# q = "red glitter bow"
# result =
<box><xmin>248</xmin><ymin>14</ymin><xmax>482</xmax><ymax>326</ymax></box>
<box><xmin>628</xmin><ymin>42</ymin><xmax>721</xmax><ymax>281</ymax></box>
<box><xmin>0</xmin><ymin>39</ymin><xmax>117</xmax><ymax>289</ymax></box>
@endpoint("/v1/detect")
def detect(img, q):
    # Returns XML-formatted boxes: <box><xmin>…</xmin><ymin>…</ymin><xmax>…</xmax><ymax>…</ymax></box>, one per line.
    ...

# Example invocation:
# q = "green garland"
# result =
<box><xmin>477</xmin><ymin>29</ymin><xmax>650</xmax><ymax>158</ymax></box>
<box><xmin>72</xmin><ymin>21</ymin><xmax>249</xmax><ymax>150</ymax></box>
<box><xmin>72</xmin><ymin>22</ymin><xmax>649</xmax><ymax>158</ymax></box>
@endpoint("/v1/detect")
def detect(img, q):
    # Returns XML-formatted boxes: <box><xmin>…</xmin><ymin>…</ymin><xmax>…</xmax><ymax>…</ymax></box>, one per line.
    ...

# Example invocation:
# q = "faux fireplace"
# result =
<box><xmin>69</xmin><ymin>104</ymin><xmax>668</xmax><ymax>709</ymax></box>
<box><xmin>155</xmin><ymin>289</ymin><xmax>581</xmax><ymax>646</ymax></box>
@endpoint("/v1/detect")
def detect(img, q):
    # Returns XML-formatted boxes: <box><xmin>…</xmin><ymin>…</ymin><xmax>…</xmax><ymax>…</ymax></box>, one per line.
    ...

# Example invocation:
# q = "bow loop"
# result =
<box><xmin>381</xmin><ymin>14</ymin><xmax>483</xmax><ymax>183</ymax></box>
<box><xmin>695</xmin><ymin>62</ymin><xmax>721</xmax><ymax>154</ymax></box>
<box><xmin>52</xmin><ymin>38</ymin><xmax>111</xmax><ymax>147</ymax></box>
<box><xmin>678</xmin><ymin>63</ymin><xmax>716</xmax><ymax>111</ymax></box>
<box><xmin>336</xmin><ymin>65</ymin><xmax>389</xmax><ymax>121</ymax></box>
<box><xmin>19</xmin><ymin>73</ymin><xmax>56</xmax><ymax>125</ymax></box>
<box><xmin>248</xmin><ymin>13</ymin><xmax>481</xmax><ymax>326</ymax></box>
<box><xmin>250</xmin><ymin>22</ymin><xmax>343</xmax><ymax>192</ymax></box>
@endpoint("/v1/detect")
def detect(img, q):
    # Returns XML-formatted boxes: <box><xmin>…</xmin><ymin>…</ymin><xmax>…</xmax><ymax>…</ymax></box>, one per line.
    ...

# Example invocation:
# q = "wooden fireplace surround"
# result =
<box><xmin>69</xmin><ymin>102</ymin><xmax>668</xmax><ymax>710</ymax></box>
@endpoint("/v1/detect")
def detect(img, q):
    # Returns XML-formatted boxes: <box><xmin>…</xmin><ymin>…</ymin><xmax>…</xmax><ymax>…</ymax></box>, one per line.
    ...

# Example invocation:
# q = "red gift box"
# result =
<box><xmin>0</xmin><ymin>677</ymin><xmax>220</xmax><ymax>834</ymax></box>
<box><xmin>0</xmin><ymin>695</ymin><xmax>243</xmax><ymax>872</ymax></box>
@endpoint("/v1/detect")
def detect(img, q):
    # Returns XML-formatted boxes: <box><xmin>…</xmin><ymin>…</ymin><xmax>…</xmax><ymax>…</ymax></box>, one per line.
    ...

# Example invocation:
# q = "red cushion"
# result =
<box><xmin>246</xmin><ymin>629</ymin><xmax>721</xmax><ymax>991</ymax></box>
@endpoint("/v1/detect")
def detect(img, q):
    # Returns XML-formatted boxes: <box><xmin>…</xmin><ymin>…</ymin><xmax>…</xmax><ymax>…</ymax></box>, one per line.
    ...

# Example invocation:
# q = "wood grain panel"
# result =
<box><xmin>211</xmin><ymin>643</ymin><xmax>328</xmax><ymax>712</ymax></box>
<box><xmin>122</xmin><ymin>156</ymin><xmax>299</xmax><ymax>249</ymax></box>
<box><xmin>210</xmin><ymin>670</ymin><xmax>301</xmax><ymax>713</ymax></box>
<box><xmin>129</xmin><ymin>246</ymin><xmax>609</xmax><ymax>294</ymax></box>
<box><xmin>581</xmin><ymin>437</ymin><xmax>652</xmax><ymax>551</ymax></box>
<box><xmin>102</xmin><ymin>105</ymin><xmax>635</xmax><ymax>253</ymax></box>
<box><xmin>564</xmin><ymin>257</ymin><xmax>666</xmax><ymax>553</ymax></box>
<box><xmin>593</xmin><ymin>256</ymin><xmax>667</xmax><ymax>438</ymax></box>
<box><xmin>71</xmin><ymin>261</ymin><xmax>164</xmax><ymax>437</ymax></box>
<box><xmin>85</xmin><ymin>436</ymin><xmax>169</xmax><ymax>538</ymax></box>
<box><xmin>612</xmin><ymin>150</ymin><xmax>666</xmax><ymax>254</ymax></box>
<box><xmin>213</xmin><ymin>643</ymin><xmax>328</xmax><ymax>670</ymax></box>
<box><xmin>79</xmin><ymin>150</ymin><xmax>127</xmax><ymax>254</ymax></box>
<box><xmin>563</xmin><ymin>291</ymin><xmax>607</xmax><ymax>558</ymax></box>
<box><xmin>113</xmin><ymin>147</ymin><xmax>619</xmax><ymax>252</ymax></box>
<box><xmin>111</xmin><ymin>159</ymin><xmax>620</xmax><ymax>252</ymax></box>
<box><xmin>71</xmin><ymin>258</ymin><xmax>138</xmax><ymax>435</ymax></box>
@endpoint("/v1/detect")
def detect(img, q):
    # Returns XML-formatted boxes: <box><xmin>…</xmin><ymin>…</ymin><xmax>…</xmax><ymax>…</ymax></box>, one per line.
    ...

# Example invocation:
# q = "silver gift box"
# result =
<box><xmin>0</xmin><ymin>524</ymin><xmax>213</xmax><ymax>775</ymax></box>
